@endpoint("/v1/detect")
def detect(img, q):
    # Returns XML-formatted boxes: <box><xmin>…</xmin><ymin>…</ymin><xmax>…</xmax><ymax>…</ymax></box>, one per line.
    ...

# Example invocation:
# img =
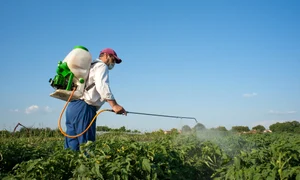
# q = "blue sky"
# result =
<box><xmin>1</xmin><ymin>0</ymin><xmax>299</xmax><ymax>132</ymax></box>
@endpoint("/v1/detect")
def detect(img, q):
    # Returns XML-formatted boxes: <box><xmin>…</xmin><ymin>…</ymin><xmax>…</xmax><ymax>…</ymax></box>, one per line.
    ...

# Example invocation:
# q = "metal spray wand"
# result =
<box><xmin>108</xmin><ymin>109</ymin><xmax>198</xmax><ymax>123</ymax></box>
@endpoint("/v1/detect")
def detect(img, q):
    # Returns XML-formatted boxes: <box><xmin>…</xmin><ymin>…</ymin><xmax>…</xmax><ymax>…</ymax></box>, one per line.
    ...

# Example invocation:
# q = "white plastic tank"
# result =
<box><xmin>63</xmin><ymin>45</ymin><xmax>92</xmax><ymax>82</ymax></box>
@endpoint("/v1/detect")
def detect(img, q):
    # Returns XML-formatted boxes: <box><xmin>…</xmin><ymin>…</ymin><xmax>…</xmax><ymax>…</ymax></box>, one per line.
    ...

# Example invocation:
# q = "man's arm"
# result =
<box><xmin>106</xmin><ymin>99</ymin><xmax>118</xmax><ymax>107</ymax></box>
<box><xmin>94</xmin><ymin>64</ymin><xmax>127</xmax><ymax>115</ymax></box>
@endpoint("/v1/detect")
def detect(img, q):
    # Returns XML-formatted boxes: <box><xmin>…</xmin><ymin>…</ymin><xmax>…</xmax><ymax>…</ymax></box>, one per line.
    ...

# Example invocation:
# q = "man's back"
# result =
<box><xmin>81</xmin><ymin>59</ymin><xmax>115</xmax><ymax>110</ymax></box>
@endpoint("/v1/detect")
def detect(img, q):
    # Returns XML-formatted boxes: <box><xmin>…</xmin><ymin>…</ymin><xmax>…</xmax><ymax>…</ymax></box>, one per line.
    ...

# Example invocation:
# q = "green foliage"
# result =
<box><xmin>270</xmin><ymin>121</ymin><xmax>300</xmax><ymax>133</ymax></box>
<box><xmin>193</xmin><ymin>123</ymin><xmax>206</xmax><ymax>131</ymax></box>
<box><xmin>0</xmin><ymin>137</ymin><xmax>63</xmax><ymax>178</ymax></box>
<box><xmin>181</xmin><ymin>125</ymin><xmax>192</xmax><ymax>134</ymax></box>
<box><xmin>5</xmin><ymin>127</ymin><xmax>63</xmax><ymax>138</ymax></box>
<box><xmin>211</xmin><ymin>126</ymin><xmax>228</xmax><ymax>131</ymax></box>
<box><xmin>169</xmin><ymin>128</ymin><xmax>180</xmax><ymax>135</ymax></box>
<box><xmin>0</xmin><ymin>129</ymin><xmax>300</xmax><ymax>179</ymax></box>
<box><xmin>252</xmin><ymin>125</ymin><xmax>266</xmax><ymax>132</ymax></box>
<box><xmin>231</xmin><ymin>126</ymin><xmax>250</xmax><ymax>132</ymax></box>
<box><xmin>96</xmin><ymin>125</ymin><xmax>141</xmax><ymax>133</ymax></box>
<box><xmin>0</xmin><ymin>130</ymin><xmax>11</xmax><ymax>138</ymax></box>
<box><xmin>147</xmin><ymin>129</ymin><xmax>165</xmax><ymax>136</ymax></box>
<box><xmin>212</xmin><ymin>133</ymin><xmax>300</xmax><ymax>180</ymax></box>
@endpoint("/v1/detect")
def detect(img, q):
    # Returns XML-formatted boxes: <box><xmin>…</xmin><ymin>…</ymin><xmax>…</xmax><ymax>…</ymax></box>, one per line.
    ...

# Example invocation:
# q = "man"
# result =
<box><xmin>64</xmin><ymin>48</ymin><xmax>127</xmax><ymax>151</ymax></box>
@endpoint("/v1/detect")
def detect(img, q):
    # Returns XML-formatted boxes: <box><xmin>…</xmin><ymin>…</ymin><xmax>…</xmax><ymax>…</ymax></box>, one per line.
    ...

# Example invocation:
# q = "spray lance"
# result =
<box><xmin>49</xmin><ymin>45</ymin><xmax>198</xmax><ymax>138</ymax></box>
<box><xmin>109</xmin><ymin>110</ymin><xmax>198</xmax><ymax>123</ymax></box>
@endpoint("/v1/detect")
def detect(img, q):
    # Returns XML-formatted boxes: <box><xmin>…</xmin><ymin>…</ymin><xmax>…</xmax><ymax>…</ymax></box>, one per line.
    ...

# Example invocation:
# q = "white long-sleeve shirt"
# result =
<box><xmin>81</xmin><ymin>59</ymin><xmax>115</xmax><ymax>110</ymax></box>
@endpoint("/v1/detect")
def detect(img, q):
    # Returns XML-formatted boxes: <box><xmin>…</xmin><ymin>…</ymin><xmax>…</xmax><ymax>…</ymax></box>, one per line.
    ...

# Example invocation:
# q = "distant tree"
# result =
<box><xmin>181</xmin><ymin>125</ymin><xmax>192</xmax><ymax>134</ymax></box>
<box><xmin>170</xmin><ymin>128</ymin><xmax>180</xmax><ymax>135</ymax></box>
<box><xmin>193</xmin><ymin>123</ymin><xmax>206</xmax><ymax>132</ymax></box>
<box><xmin>132</xmin><ymin>129</ymin><xmax>141</xmax><ymax>133</ymax></box>
<box><xmin>269</xmin><ymin>121</ymin><xmax>300</xmax><ymax>133</ymax></box>
<box><xmin>96</xmin><ymin>125</ymin><xmax>141</xmax><ymax>133</ymax></box>
<box><xmin>216</xmin><ymin>126</ymin><xmax>227</xmax><ymax>131</ymax></box>
<box><xmin>151</xmin><ymin>129</ymin><xmax>165</xmax><ymax>135</ymax></box>
<box><xmin>119</xmin><ymin>126</ymin><xmax>126</xmax><ymax>132</ymax></box>
<box><xmin>231</xmin><ymin>126</ymin><xmax>250</xmax><ymax>133</ymax></box>
<box><xmin>96</xmin><ymin>126</ymin><xmax>111</xmax><ymax>131</ymax></box>
<box><xmin>0</xmin><ymin>130</ymin><xmax>11</xmax><ymax>138</ymax></box>
<box><xmin>252</xmin><ymin>125</ymin><xmax>266</xmax><ymax>132</ymax></box>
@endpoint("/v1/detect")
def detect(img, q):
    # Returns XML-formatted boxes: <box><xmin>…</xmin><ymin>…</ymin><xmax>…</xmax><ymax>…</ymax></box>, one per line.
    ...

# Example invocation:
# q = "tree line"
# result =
<box><xmin>96</xmin><ymin>125</ymin><xmax>141</xmax><ymax>133</ymax></box>
<box><xmin>181</xmin><ymin>120</ymin><xmax>300</xmax><ymax>134</ymax></box>
<box><xmin>0</xmin><ymin>125</ymin><xmax>141</xmax><ymax>138</ymax></box>
<box><xmin>0</xmin><ymin>120</ymin><xmax>299</xmax><ymax>138</ymax></box>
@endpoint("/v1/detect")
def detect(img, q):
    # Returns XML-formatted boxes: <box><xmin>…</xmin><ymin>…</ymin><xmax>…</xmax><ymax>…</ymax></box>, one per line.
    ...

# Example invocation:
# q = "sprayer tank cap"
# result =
<box><xmin>74</xmin><ymin>45</ymin><xmax>89</xmax><ymax>52</ymax></box>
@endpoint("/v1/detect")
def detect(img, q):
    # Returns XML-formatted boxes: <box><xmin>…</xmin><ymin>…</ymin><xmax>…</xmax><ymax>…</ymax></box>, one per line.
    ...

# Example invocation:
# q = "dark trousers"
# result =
<box><xmin>64</xmin><ymin>99</ymin><xmax>97</xmax><ymax>151</ymax></box>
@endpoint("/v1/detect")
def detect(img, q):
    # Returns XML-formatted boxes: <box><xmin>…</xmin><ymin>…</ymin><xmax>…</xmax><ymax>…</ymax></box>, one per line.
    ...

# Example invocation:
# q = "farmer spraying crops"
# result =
<box><xmin>49</xmin><ymin>46</ymin><xmax>197</xmax><ymax>151</ymax></box>
<box><xmin>64</xmin><ymin>48</ymin><xmax>127</xmax><ymax>151</ymax></box>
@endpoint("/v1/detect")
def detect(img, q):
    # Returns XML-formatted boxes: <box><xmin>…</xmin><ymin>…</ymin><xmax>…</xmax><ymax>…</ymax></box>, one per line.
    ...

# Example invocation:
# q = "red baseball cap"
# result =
<box><xmin>100</xmin><ymin>48</ymin><xmax>122</xmax><ymax>64</ymax></box>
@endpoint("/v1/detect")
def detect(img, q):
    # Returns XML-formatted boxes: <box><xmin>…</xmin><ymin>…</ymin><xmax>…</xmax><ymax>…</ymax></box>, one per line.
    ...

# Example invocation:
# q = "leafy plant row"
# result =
<box><xmin>1</xmin><ymin>131</ymin><xmax>300</xmax><ymax>179</ymax></box>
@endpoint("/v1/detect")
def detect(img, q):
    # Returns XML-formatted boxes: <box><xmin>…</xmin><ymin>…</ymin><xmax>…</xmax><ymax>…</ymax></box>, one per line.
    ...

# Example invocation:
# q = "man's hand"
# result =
<box><xmin>106</xmin><ymin>99</ymin><xmax>127</xmax><ymax>115</ymax></box>
<box><xmin>112</xmin><ymin>104</ymin><xmax>127</xmax><ymax>116</ymax></box>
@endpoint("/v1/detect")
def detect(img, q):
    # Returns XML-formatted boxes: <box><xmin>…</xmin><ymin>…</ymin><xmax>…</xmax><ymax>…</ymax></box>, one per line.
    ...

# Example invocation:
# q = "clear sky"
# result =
<box><xmin>1</xmin><ymin>0</ymin><xmax>299</xmax><ymax>132</ymax></box>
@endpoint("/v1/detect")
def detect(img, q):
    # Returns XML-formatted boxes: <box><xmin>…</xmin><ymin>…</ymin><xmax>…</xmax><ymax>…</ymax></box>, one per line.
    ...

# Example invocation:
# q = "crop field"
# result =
<box><xmin>1</xmin><ymin>129</ymin><xmax>300</xmax><ymax>180</ymax></box>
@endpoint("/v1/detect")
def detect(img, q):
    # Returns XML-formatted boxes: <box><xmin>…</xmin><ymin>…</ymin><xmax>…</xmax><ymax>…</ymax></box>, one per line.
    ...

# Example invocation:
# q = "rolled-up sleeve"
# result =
<box><xmin>94</xmin><ymin>64</ymin><xmax>115</xmax><ymax>101</ymax></box>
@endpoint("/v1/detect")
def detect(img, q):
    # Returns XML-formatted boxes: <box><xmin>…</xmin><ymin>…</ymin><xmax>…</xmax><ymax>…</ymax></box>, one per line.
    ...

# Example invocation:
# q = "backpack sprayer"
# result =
<box><xmin>49</xmin><ymin>46</ymin><xmax>198</xmax><ymax>138</ymax></box>
<box><xmin>49</xmin><ymin>45</ymin><xmax>92</xmax><ymax>101</ymax></box>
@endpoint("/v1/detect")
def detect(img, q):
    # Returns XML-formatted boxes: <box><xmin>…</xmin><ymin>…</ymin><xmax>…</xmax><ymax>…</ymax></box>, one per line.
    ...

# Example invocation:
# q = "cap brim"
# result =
<box><xmin>113</xmin><ymin>55</ymin><xmax>122</xmax><ymax>64</ymax></box>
